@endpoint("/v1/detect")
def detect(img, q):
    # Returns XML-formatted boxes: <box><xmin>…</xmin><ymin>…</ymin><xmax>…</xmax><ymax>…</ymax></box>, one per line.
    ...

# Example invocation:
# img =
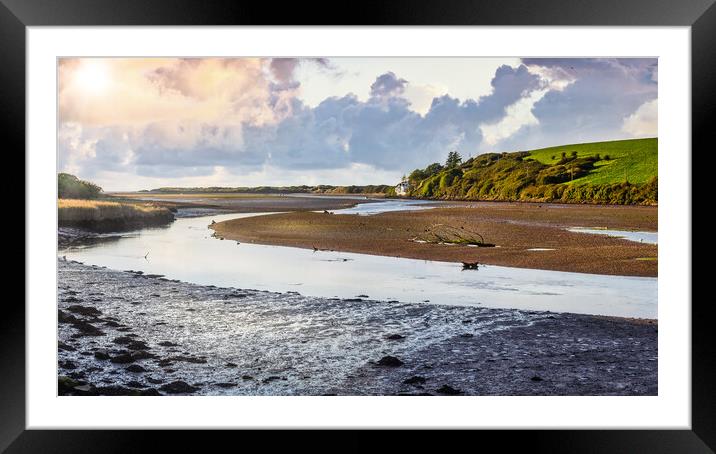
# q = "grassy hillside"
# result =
<box><xmin>405</xmin><ymin>138</ymin><xmax>657</xmax><ymax>205</ymax></box>
<box><xmin>526</xmin><ymin>138</ymin><xmax>657</xmax><ymax>185</ymax></box>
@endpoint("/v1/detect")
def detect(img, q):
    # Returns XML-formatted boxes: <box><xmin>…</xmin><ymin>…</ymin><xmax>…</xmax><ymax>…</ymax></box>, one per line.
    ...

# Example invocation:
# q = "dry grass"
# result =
<box><xmin>58</xmin><ymin>199</ymin><xmax>173</xmax><ymax>223</ymax></box>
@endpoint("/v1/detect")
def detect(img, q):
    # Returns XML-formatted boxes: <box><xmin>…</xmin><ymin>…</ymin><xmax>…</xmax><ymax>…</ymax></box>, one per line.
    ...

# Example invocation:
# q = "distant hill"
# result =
<box><xmin>404</xmin><ymin>138</ymin><xmax>657</xmax><ymax>204</ymax></box>
<box><xmin>142</xmin><ymin>185</ymin><xmax>396</xmax><ymax>196</ymax></box>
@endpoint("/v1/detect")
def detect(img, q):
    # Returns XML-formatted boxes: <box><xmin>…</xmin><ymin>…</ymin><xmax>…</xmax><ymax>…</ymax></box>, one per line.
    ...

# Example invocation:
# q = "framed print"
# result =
<box><xmin>6</xmin><ymin>0</ymin><xmax>713</xmax><ymax>449</ymax></box>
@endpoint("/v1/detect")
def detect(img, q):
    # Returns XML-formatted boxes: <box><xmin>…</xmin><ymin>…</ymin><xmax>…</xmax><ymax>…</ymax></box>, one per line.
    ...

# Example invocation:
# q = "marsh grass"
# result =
<box><xmin>58</xmin><ymin>199</ymin><xmax>174</xmax><ymax>229</ymax></box>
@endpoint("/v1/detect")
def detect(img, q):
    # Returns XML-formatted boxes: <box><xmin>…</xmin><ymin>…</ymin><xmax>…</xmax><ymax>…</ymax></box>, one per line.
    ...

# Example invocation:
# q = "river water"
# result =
<box><xmin>60</xmin><ymin>200</ymin><xmax>657</xmax><ymax>318</ymax></box>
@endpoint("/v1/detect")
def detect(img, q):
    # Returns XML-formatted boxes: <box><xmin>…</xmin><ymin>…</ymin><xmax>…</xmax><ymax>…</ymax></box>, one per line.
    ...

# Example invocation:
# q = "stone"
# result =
<box><xmin>376</xmin><ymin>356</ymin><xmax>404</xmax><ymax>367</ymax></box>
<box><xmin>159</xmin><ymin>381</ymin><xmax>199</xmax><ymax>394</ymax></box>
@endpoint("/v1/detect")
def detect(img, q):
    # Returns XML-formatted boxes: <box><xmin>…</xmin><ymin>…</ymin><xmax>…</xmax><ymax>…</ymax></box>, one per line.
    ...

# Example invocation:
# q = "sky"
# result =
<box><xmin>58</xmin><ymin>57</ymin><xmax>658</xmax><ymax>191</ymax></box>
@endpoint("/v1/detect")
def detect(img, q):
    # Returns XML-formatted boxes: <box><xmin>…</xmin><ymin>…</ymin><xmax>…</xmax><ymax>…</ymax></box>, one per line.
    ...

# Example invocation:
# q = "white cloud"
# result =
<box><xmin>622</xmin><ymin>99</ymin><xmax>658</xmax><ymax>137</ymax></box>
<box><xmin>479</xmin><ymin>88</ymin><xmax>548</xmax><ymax>147</ymax></box>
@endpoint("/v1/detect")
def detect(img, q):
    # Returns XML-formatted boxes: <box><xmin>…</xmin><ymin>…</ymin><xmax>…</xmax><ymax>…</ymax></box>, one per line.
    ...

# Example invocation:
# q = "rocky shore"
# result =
<box><xmin>57</xmin><ymin>259</ymin><xmax>657</xmax><ymax>396</ymax></box>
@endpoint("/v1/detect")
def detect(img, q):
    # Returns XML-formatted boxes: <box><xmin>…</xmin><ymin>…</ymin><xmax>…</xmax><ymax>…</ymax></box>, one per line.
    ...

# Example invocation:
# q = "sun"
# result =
<box><xmin>73</xmin><ymin>60</ymin><xmax>111</xmax><ymax>95</ymax></box>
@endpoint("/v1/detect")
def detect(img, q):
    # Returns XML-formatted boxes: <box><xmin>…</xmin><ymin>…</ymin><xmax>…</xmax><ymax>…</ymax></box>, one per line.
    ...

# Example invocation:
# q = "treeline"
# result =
<box><xmin>405</xmin><ymin>150</ymin><xmax>657</xmax><ymax>205</ymax></box>
<box><xmin>143</xmin><ymin>185</ymin><xmax>395</xmax><ymax>195</ymax></box>
<box><xmin>58</xmin><ymin>173</ymin><xmax>103</xmax><ymax>199</ymax></box>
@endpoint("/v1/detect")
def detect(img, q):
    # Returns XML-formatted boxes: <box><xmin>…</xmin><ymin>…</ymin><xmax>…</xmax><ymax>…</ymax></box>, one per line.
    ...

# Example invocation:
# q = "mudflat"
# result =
<box><xmin>212</xmin><ymin>202</ymin><xmax>657</xmax><ymax>277</ymax></box>
<box><xmin>113</xmin><ymin>192</ymin><xmax>374</xmax><ymax>213</ymax></box>
<box><xmin>57</xmin><ymin>259</ymin><xmax>656</xmax><ymax>396</ymax></box>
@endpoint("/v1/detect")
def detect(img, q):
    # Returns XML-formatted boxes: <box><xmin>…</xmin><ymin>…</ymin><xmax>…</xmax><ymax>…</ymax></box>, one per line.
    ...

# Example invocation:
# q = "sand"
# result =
<box><xmin>211</xmin><ymin>202</ymin><xmax>657</xmax><ymax>277</ymax></box>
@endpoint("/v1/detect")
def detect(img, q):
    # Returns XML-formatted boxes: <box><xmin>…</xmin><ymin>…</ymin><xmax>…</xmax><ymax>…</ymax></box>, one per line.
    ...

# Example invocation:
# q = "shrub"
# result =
<box><xmin>58</xmin><ymin>173</ymin><xmax>103</xmax><ymax>199</ymax></box>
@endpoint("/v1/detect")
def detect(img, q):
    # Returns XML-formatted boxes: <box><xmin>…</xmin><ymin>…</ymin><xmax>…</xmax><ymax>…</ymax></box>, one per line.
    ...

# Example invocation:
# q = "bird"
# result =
<box><xmin>144</xmin><ymin>251</ymin><xmax>150</xmax><ymax>260</ymax></box>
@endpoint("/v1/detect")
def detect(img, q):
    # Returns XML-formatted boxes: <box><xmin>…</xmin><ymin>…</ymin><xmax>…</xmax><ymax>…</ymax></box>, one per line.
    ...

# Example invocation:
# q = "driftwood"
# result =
<box><xmin>411</xmin><ymin>224</ymin><xmax>496</xmax><ymax>247</ymax></box>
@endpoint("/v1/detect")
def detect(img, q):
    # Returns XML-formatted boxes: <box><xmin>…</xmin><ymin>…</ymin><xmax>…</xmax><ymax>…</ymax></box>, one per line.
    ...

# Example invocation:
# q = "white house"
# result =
<box><xmin>395</xmin><ymin>180</ymin><xmax>410</xmax><ymax>196</ymax></box>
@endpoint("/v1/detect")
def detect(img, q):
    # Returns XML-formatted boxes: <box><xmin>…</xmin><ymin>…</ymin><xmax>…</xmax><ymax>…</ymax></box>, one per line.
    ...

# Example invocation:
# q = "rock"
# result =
<box><xmin>126</xmin><ymin>364</ymin><xmax>147</xmax><ymax>373</ymax></box>
<box><xmin>71</xmin><ymin>321</ymin><xmax>105</xmax><ymax>336</ymax></box>
<box><xmin>59</xmin><ymin>360</ymin><xmax>77</xmax><ymax>370</ymax></box>
<box><xmin>104</xmin><ymin>320</ymin><xmax>122</xmax><ymax>327</ymax></box>
<box><xmin>436</xmin><ymin>385</ymin><xmax>462</xmax><ymax>395</ymax></box>
<box><xmin>530</xmin><ymin>375</ymin><xmax>544</xmax><ymax>382</ymax></box>
<box><xmin>225</xmin><ymin>362</ymin><xmax>238</xmax><ymax>368</ymax></box>
<box><xmin>140</xmin><ymin>388</ymin><xmax>162</xmax><ymax>396</ymax></box>
<box><xmin>403</xmin><ymin>376</ymin><xmax>426</xmax><ymax>385</ymax></box>
<box><xmin>262</xmin><ymin>376</ymin><xmax>283</xmax><ymax>383</ymax></box>
<box><xmin>112</xmin><ymin>336</ymin><xmax>133</xmax><ymax>345</ymax></box>
<box><xmin>146</xmin><ymin>377</ymin><xmax>164</xmax><ymax>385</ymax></box>
<box><xmin>159</xmin><ymin>381</ymin><xmax>199</xmax><ymax>394</ymax></box>
<box><xmin>58</xmin><ymin>341</ymin><xmax>76</xmax><ymax>352</ymax></box>
<box><xmin>131</xmin><ymin>351</ymin><xmax>156</xmax><ymax>360</ymax></box>
<box><xmin>94</xmin><ymin>350</ymin><xmax>110</xmax><ymax>360</ymax></box>
<box><xmin>67</xmin><ymin>305</ymin><xmax>103</xmax><ymax>317</ymax></box>
<box><xmin>58</xmin><ymin>376</ymin><xmax>80</xmax><ymax>394</ymax></box>
<box><xmin>126</xmin><ymin>380</ymin><xmax>146</xmax><ymax>388</ymax></box>
<box><xmin>58</xmin><ymin>310</ymin><xmax>78</xmax><ymax>324</ymax></box>
<box><xmin>376</xmin><ymin>356</ymin><xmax>404</xmax><ymax>367</ymax></box>
<box><xmin>126</xmin><ymin>341</ymin><xmax>150</xmax><ymax>351</ymax></box>
<box><xmin>459</xmin><ymin>333</ymin><xmax>474</xmax><ymax>338</ymax></box>
<box><xmin>386</xmin><ymin>334</ymin><xmax>405</xmax><ymax>340</ymax></box>
<box><xmin>110</xmin><ymin>353</ymin><xmax>135</xmax><ymax>364</ymax></box>
<box><xmin>215</xmin><ymin>382</ymin><xmax>237</xmax><ymax>388</ymax></box>
<box><xmin>242</xmin><ymin>375</ymin><xmax>254</xmax><ymax>380</ymax></box>
<box><xmin>158</xmin><ymin>341</ymin><xmax>179</xmax><ymax>347</ymax></box>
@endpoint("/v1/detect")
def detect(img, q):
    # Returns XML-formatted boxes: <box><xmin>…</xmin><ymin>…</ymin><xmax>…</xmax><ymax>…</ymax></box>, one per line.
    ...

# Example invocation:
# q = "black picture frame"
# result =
<box><xmin>5</xmin><ymin>0</ymin><xmax>711</xmax><ymax>449</ymax></box>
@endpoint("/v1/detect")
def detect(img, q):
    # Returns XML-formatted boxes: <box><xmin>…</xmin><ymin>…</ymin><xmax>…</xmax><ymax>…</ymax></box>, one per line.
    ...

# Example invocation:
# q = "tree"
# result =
<box><xmin>58</xmin><ymin>173</ymin><xmax>103</xmax><ymax>199</ymax></box>
<box><xmin>424</xmin><ymin>162</ymin><xmax>444</xmax><ymax>176</ymax></box>
<box><xmin>445</xmin><ymin>151</ymin><xmax>462</xmax><ymax>168</ymax></box>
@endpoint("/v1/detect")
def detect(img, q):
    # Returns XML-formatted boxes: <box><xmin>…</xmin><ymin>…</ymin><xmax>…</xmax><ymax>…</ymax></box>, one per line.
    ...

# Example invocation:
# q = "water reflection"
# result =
<box><xmin>567</xmin><ymin>227</ymin><xmax>658</xmax><ymax>244</ymax></box>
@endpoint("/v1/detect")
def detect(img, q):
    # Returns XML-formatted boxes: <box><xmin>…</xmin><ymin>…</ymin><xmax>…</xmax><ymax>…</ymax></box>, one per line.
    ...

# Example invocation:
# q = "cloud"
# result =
<box><xmin>480</xmin><ymin>88</ymin><xmax>548</xmax><ymax>146</ymax></box>
<box><xmin>493</xmin><ymin>58</ymin><xmax>659</xmax><ymax>150</ymax></box>
<box><xmin>59</xmin><ymin>58</ymin><xmax>657</xmax><ymax>190</ymax></box>
<box><xmin>622</xmin><ymin>99</ymin><xmax>658</xmax><ymax>137</ymax></box>
<box><xmin>369</xmin><ymin>71</ymin><xmax>408</xmax><ymax>98</ymax></box>
<box><xmin>269</xmin><ymin>57</ymin><xmax>334</xmax><ymax>83</ymax></box>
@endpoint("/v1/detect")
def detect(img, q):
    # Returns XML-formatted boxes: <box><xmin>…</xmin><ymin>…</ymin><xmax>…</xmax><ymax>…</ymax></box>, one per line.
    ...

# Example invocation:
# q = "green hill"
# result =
<box><xmin>404</xmin><ymin>138</ymin><xmax>657</xmax><ymax>205</ymax></box>
<box><xmin>526</xmin><ymin>138</ymin><xmax>657</xmax><ymax>185</ymax></box>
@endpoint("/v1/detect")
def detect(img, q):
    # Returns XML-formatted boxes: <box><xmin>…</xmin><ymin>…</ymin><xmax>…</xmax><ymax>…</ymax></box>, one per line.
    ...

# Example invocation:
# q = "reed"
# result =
<box><xmin>58</xmin><ymin>199</ymin><xmax>174</xmax><ymax>230</ymax></box>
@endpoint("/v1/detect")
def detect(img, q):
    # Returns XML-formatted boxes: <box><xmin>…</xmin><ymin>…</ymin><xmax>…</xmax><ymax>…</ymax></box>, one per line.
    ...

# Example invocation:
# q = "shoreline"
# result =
<box><xmin>58</xmin><ymin>259</ymin><xmax>657</xmax><ymax>396</ymax></box>
<box><xmin>211</xmin><ymin>203</ymin><xmax>658</xmax><ymax>278</ymax></box>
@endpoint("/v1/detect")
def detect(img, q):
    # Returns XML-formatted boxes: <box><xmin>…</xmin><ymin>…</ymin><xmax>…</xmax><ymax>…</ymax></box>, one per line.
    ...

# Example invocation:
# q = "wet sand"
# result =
<box><xmin>212</xmin><ymin>202</ymin><xmax>657</xmax><ymax>277</ymax></box>
<box><xmin>57</xmin><ymin>259</ymin><xmax>657</xmax><ymax>396</ymax></box>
